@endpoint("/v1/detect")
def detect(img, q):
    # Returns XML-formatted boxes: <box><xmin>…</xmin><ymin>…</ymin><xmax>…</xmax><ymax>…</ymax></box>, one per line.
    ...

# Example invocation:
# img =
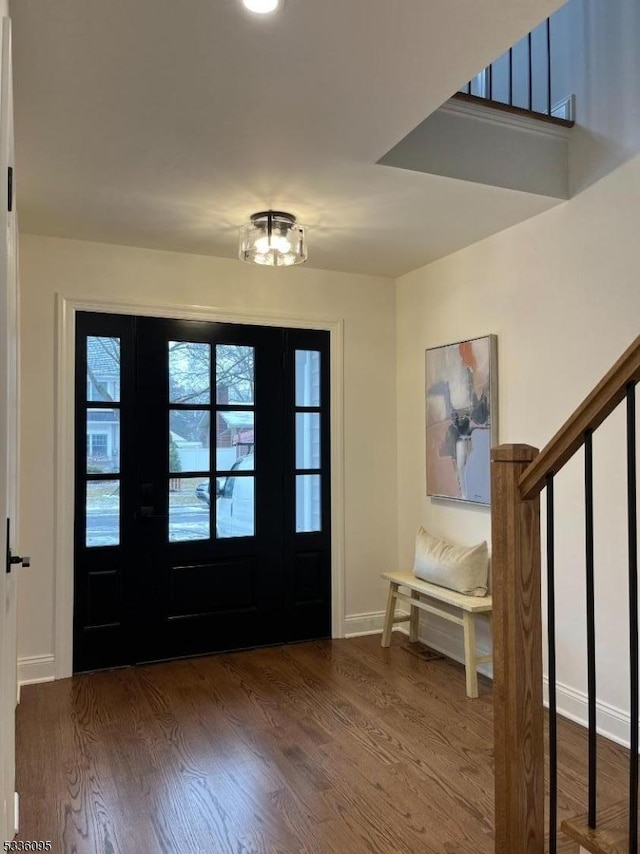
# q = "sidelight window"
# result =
<box><xmin>294</xmin><ymin>350</ymin><xmax>323</xmax><ymax>533</ymax></box>
<box><xmin>85</xmin><ymin>336</ymin><xmax>122</xmax><ymax>547</ymax></box>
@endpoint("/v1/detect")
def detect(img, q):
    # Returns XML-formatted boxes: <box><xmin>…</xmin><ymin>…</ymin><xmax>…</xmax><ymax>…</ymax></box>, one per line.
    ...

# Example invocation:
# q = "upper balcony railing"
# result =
<box><xmin>458</xmin><ymin>15</ymin><xmax>574</xmax><ymax>125</ymax></box>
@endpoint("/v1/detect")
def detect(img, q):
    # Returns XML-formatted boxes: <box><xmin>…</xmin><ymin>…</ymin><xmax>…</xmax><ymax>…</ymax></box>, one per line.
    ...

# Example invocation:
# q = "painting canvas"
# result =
<box><xmin>425</xmin><ymin>335</ymin><xmax>497</xmax><ymax>505</ymax></box>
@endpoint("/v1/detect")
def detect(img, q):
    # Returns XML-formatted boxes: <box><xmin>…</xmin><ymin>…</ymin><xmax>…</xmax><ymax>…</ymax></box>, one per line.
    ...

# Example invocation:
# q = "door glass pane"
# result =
<box><xmin>87</xmin><ymin>337</ymin><xmax>120</xmax><ymax>402</ymax></box>
<box><xmin>216</xmin><ymin>345</ymin><xmax>255</xmax><ymax>405</ymax></box>
<box><xmin>216</xmin><ymin>411</ymin><xmax>254</xmax><ymax>471</ymax></box>
<box><xmin>170</xmin><ymin>410</ymin><xmax>211</xmax><ymax>473</ymax></box>
<box><xmin>296</xmin><ymin>474</ymin><xmax>321</xmax><ymax>533</ymax></box>
<box><xmin>169</xmin><ymin>341</ymin><xmax>211</xmax><ymax>404</ymax></box>
<box><xmin>87</xmin><ymin>410</ymin><xmax>120</xmax><ymax>473</ymax></box>
<box><xmin>217</xmin><ymin>475</ymin><xmax>255</xmax><ymax>538</ymax></box>
<box><xmin>169</xmin><ymin>477</ymin><xmax>211</xmax><ymax>542</ymax></box>
<box><xmin>296</xmin><ymin>413</ymin><xmax>321</xmax><ymax>469</ymax></box>
<box><xmin>86</xmin><ymin>480</ymin><xmax>120</xmax><ymax>547</ymax></box>
<box><xmin>295</xmin><ymin>350</ymin><xmax>320</xmax><ymax>407</ymax></box>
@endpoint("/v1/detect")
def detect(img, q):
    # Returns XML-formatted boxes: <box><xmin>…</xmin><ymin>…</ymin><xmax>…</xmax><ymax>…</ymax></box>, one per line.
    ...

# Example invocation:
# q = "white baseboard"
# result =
<box><xmin>343</xmin><ymin>611</ymin><xmax>386</xmax><ymax>637</ymax></box>
<box><xmin>543</xmin><ymin>677</ymin><xmax>634</xmax><ymax>750</ymax></box>
<box><xmin>18</xmin><ymin>654</ymin><xmax>55</xmax><ymax>686</ymax></box>
<box><xmin>344</xmin><ymin>610</ymin><xmax>412</xmax><ymax>638</ymax></box>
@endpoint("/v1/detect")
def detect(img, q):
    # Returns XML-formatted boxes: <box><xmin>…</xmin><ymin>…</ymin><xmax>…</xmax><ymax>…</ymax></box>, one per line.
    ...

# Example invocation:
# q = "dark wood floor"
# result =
<box><xmin>16</xmin><ymin>634</ymin><xmax>630</xmax><ymax>853</ymax></box>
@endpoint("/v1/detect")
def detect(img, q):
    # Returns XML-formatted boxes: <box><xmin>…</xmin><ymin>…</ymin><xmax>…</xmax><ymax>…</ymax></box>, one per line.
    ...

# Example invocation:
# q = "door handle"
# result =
<box><xmin>6</xmin><ymin>519</ymin><xmax>30</xmax><ymax>574</ymax></box>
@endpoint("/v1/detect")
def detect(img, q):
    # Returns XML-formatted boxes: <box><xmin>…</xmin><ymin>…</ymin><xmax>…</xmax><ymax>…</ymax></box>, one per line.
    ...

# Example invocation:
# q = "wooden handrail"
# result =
<box><xmin>519</xmin><ymin>334</ymin><xmax>640</xmax><ymax>500</ymax></box>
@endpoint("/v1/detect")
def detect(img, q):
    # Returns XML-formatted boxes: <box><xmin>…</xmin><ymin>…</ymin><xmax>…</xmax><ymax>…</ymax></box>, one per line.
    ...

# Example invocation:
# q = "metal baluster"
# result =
<box><xmin>585</xmin><ymin>429</ymin><xmax>597</xmax><ymax>829</ymax></box>
<box><xmin>547</xmin><ymin>474</ymin><xmax>558</xmax><ymax>853</ymax></box>
<box><xmin>627</xmin><ymin>382</ymin><xmax>639</xmax><ymax>853</ymax></box>
<box><xmin>528</xmin><ymin>32</ymin><xmax>533</xmax><ymax>111</ymax></box>
<box><xmin>546</xmin><ymin>18</ymin><xmax>552</xmax><ymax>116</ymax></box>
<box><xmin>508</xmin><ymin>47</ymin><xmax>513</xmax><ymax>106</ymax></box>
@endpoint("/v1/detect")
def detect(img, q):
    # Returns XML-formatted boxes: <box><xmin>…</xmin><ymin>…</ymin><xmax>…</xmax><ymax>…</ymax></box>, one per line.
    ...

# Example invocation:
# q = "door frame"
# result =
<box><xmin>1</xmin><ymin>14</ymin><xmax>19</xmax><ymax>840</ymax></box>
<box><xmin>54</xmin><ymin>294</ymin><xmax>346</xmax><ymax>679</ymax></box>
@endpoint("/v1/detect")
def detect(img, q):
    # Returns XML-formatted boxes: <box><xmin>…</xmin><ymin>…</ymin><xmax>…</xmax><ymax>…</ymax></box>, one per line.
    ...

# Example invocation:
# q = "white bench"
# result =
<box><xmin>380</xmin><ymin>571</ymin><xmax>493</xmax><ymax>698</ymax></box>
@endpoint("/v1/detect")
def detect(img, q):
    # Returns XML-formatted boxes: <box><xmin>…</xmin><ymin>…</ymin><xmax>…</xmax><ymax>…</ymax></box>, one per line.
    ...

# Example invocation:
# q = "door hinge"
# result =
<box><xmin>7</xmin><ymin>166</ymin><xmax>12</xmax><ymax>212</ymax></box>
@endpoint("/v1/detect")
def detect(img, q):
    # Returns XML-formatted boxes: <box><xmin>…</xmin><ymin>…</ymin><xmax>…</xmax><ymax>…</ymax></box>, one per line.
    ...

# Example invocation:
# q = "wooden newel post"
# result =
<box><xmin>491</xmin><ymin>444</ymin><xmax>544</xmax><ymax>854</ymax></box>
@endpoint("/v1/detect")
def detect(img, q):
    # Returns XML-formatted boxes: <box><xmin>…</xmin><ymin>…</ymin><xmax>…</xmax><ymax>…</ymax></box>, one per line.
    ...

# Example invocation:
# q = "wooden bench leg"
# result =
<box><xmin>409</xmin><ymin>590</ymin><xmax>420</xmax><ymax>643</ymax></box>
<box><xmin>462</xmin><ymin>611</ymin><xmax>479</xmax><ymax>698</ymax></box>
<box><xmin>381</xmin><ymin>582</ymin><xmax>399</xmax><ymax>648</ymax></box>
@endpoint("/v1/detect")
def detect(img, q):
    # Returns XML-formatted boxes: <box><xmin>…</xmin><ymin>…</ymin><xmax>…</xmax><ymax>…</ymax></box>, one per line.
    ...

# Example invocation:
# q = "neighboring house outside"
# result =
<box><xmin>86</xmin><ymin>338</ymin><xmax>323</xmax><ymax>536</ymax></box>
<box><xmin>170</xmin><ymin>413</ymin><xmax>253</xmax><ymax>473</ymax></box>
<box><xmin>87</xmin><ymin>336</ymin><xmax>257</xmax><ymax>476</ymax></box>
<box><xmin>87</xmin><ymin>336</ymin><xmax>120</xmax><ymax>474</ymax></box>
<box><xmin>217</xmin><ymin>411</ymin><xmax>254</xmax><ymax>470</ymax></box>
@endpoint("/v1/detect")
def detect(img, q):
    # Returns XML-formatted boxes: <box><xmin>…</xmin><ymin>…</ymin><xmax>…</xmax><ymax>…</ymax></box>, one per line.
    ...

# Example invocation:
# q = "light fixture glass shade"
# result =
<box><xmin>243</xmin><ymin>0</ymin><xmax>280</xmax><ymax>12</ymax></box>
<box><xmin>239</xmin><ymin>211</ymin><xmax>307</xmax><ymax>267</ymax></box>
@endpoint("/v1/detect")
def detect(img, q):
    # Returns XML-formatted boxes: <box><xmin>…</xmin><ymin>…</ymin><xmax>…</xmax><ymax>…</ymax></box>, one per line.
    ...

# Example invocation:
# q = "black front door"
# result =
<box><xmin>73</xmin><ymin>312</ymin><xmax>331</xmax><ymax>672</ymax></box>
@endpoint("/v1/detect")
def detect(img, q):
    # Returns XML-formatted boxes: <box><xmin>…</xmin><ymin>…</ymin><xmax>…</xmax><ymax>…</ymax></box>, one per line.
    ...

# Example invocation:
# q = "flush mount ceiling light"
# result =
<box><xmin>242</xmin><ymin>0</ymin><xmax>280</xmax><ymax>13</ymax></box>
<box><xmin>239</xmin><ymin>211</ymin><xmax>307</xmax><ymax>267</ymax></box>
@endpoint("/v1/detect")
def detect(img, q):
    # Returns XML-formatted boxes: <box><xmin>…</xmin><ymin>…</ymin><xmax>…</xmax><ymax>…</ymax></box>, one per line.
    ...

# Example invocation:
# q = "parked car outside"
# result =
<box><xmin>195</xmin><ymin>481</ymin><xmax>210</xmax><ymax>506</ymax></box>
<box><xmin>195</xmin><ymin>453</ymin><xmax>254</xmax><ymax>538</ymax></box>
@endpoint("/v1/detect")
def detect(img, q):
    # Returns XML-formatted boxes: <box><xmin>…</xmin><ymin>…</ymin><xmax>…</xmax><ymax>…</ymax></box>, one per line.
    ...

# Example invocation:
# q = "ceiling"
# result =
<box><xmin>11</xmin><ymin>0</ymin><xmax>566</xmax><ymax>278</ymax></box>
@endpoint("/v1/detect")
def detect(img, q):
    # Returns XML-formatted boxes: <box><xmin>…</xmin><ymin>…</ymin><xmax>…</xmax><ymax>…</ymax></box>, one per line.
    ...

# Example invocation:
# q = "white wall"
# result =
<box><xmin>395</xmin><ymin>0</ymin><xmax>640</xmax><ymax>744</ymax></box>
<box><xmin>569</xmin><ymin>0</ymin><xmax>640</xmax><ymax>192</ymax></box>
<box><xmin>396</xmin><ymin>149</ymin><xmax>640</xmax><ymax>743</ymax></box>
<box><xmin>18</xmin><ymin>234</ymin><xmax>397</xmax><ymax>670</ymax></box>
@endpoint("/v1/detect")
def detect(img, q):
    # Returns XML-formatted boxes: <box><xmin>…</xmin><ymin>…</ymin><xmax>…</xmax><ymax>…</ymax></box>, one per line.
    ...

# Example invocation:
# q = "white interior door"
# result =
<box><xmin>0</xmin><ymin>15</ymin><xmax>19</xmax><ymax>843</ymax></box>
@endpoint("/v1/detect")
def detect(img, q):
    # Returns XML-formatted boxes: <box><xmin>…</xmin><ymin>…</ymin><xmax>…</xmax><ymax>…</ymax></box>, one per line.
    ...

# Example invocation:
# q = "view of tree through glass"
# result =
<box><xmin>169</xmin><ymin>342</ymin><xmax>211</xmax><ymax>404</ymax></box>
<box><xmin>86</xmin><ymin>338</ymin><xmax>258</xmax><ymax>548</ymax></box>
<box><xmin>87</xmin><ymin>336</ymin><xmax>120</xmax><ymax>402</ymax></box>
<box><xmin>216</xmin><ymin>345</ymin><xmax>255</xmax><ymax>405</ymax></box>
<box><xmin>86</xmin><ymin>337</ymin><xmax>122</xmax><ymax>548</ymax></box>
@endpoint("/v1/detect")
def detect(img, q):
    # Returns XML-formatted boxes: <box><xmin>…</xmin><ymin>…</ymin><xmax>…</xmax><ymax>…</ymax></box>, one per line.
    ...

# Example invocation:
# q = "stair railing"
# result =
<box><xmin>464</xmin><ymin>18</ymin><xmax>552</xmax><ymax>115</ymax></box>
<box><xmin>459</xmin><ymin>14</ymin><xmax>575</xmax><ymax>124</ymax></box>
<box><xmin>491</xmin><ymin>334</ymin><xmax>640</xmax><ymax>854</ymax></box>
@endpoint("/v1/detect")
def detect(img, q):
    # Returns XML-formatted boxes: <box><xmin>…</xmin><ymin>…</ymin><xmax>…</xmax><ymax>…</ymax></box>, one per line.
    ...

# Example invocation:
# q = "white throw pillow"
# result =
<box><xmin>413</xmin><ymin>527</ymin><xmax>489</xmax><ymax>597</ymax></box>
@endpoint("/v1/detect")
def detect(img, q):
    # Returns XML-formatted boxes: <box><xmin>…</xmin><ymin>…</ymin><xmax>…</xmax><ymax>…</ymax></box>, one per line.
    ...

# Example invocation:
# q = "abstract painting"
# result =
<box><xmin>425</xmin><ymin>335</ymin><xmax>498</xmax><ymax>505</ymax></box>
